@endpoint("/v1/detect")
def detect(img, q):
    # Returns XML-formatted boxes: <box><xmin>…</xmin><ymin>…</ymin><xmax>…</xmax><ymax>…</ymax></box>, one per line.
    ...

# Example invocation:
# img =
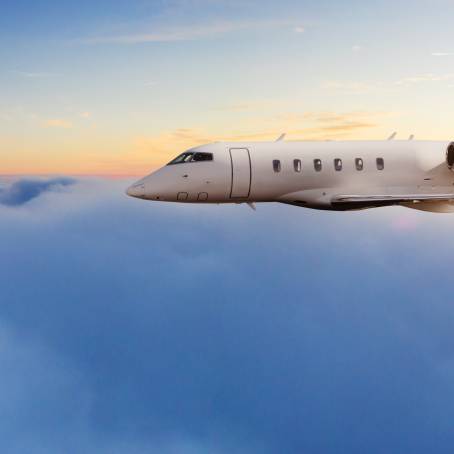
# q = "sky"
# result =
<box><xmin>3</xmin><ymin>0</ymin><xmax>454</xmax><ymax>174</ymax></box>
<box><xmin>1</xmin><ymin>177</ymin><xmax>454</xmax><ymax>453</ymax></box>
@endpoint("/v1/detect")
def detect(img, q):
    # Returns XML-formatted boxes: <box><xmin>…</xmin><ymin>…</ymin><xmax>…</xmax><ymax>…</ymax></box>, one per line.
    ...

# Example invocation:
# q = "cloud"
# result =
<box><xmin>294</xmin><ymin>26</ymin><xmax>305</xmax><ymax>33</ymax></box>
<box><xmin>213</xmin><ymin>99</ymin><xmax>285</xmax><ymax>112</ymax></box>
<box><xmin>432</xmin><ymin>52</ymin><xmax>454</xmax><ymax>57</ymax></box>
<box><xmin>325</xmin><ymin>73</ymin><xmax>454</xmax><ymax>94</ymax></box>
<box><xmin>270</xmin><ymin>110</ymin><xmax>389</xmax><ymax>137</ymax></box>
<box><xmin>0</xmin><ymin>178</ymin><xmax>76</xmax><ymax>206</ymax></box>
<box><xmin>0</xmin><ymin>321</ymin><xmax>93</xmax><ymax>453</ymax></box>
<box><xmin>322</xmin><ymin>80</ymin><xmax>384</xmax><ymax>94</ymax></box>
<box><xmin>44</xmin><ymin>119</ymin><xmax>73</xmax><ymax>129</ymax></box>
<box><xmin>80</xmin><ymin>112</ymin><xmax>92</xmax><ymax>119</ymax></box>
<box><xmin>1</xmin><ymin>179</ymin><xmax>454</xmax><ymax>452</ymax></box>
<box><xmin>395</xmin><ymin>73</ymin><xmax>454</xmax><ymax>85</ymax></box>
<box><xmin>81</xmin><ymin>20</ymin><xmax>292</xmax><ymax>44</ymax></box>
<box><xmin>12</xmin><ymin>71</ymin><xmax>61</xmax><ymax>78</ymax></box>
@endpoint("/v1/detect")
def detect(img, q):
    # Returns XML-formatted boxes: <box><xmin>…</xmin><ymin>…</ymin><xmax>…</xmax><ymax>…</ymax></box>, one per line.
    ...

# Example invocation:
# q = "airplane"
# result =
<box><xmin>126</xmin><ymin>134</ymin><xmax>454</xmax><ymax>212</ymax></box>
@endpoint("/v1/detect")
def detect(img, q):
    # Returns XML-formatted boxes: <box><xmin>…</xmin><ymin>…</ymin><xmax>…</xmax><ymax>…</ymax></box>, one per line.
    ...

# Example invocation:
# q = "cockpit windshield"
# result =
<box><xmin>167</xmin><ymin>152</ymin><xmax>213</xmax><ymax>165</ymax></box>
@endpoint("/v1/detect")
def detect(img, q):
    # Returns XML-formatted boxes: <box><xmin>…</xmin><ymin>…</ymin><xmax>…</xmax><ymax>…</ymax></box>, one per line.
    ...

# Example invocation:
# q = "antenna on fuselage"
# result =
<box><xmin>387</xmin><ymin>132</ymin><xmax>397</xmax><ymax>140</ymax></box>
<box><xmin>276</xmin><ymin>133</ymin><xmax>286</xmax><ymax>142</ymax></box>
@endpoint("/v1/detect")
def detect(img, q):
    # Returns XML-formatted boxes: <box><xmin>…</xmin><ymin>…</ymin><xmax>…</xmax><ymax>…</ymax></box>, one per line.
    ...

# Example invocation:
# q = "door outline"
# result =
<box><xmin>229</xmin><ymin>148</ymin><xmax>252</xmax><ymax>199</ymax></box>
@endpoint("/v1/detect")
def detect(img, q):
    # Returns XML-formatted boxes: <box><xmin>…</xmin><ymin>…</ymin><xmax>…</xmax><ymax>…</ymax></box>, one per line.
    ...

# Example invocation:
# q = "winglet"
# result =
<box><xmin>276</xmin><ymin>133</ymin><xmax>286</xmax><ymax>142</ymax></box>
<box><xmin>387</xmin><ymin>132</ymin><xmax>397</xmax><ymax>140</ymax></box>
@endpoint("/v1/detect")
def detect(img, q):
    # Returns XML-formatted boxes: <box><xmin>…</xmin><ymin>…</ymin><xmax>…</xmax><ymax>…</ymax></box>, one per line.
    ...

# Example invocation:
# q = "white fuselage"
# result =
<box><xmin>126</xmin><ymin>140</ymin><xmax>454</xmax><ymax>212</ymax></box>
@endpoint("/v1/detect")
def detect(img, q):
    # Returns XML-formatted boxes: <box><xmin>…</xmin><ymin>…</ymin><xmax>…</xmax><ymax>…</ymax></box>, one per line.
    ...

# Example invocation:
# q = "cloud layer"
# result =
<box><xmin>0</xmin><ymin>178</ymin><xmax>75</xmax><ymax>206</ymax></box>
<box><xmin>1</xmin><ymin>178</ymin><xmax>454</xmax><ymax>453</ymax></box>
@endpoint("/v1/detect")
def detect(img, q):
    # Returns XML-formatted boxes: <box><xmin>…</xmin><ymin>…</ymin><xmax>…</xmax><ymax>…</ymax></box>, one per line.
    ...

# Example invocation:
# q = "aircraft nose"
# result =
<box><xmin>126</xmin><ymin>183</ymin><xmax>145</xmax><ymax>199</ymax></box>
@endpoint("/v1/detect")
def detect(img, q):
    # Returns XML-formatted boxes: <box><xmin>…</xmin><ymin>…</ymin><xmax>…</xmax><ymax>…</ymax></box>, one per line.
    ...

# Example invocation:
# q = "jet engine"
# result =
<box><xmin>447</xmin><ymin>142</ymin><xmax>454</xmax><ymax>169</ymax></box>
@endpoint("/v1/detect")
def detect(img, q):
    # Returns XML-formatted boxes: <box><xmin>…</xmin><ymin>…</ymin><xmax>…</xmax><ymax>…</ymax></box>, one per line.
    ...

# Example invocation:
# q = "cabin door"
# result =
<box><xmin>229</xmin><ymin>148</ymin><xmax>251</xmax><ymax>198</ymax></box>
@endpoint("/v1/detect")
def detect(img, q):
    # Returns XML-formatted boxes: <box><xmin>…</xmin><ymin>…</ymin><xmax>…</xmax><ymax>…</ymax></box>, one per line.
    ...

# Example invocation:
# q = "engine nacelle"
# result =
<box><xmin>447</xmin><ymin>143</ymin><xmax>454</xmax><ymax>169</ymax></box>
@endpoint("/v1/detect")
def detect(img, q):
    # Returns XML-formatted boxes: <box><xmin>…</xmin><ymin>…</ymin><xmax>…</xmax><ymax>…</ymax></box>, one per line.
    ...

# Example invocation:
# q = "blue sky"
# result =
<box><xmin>1</xmin><ymin>178</ymin><xmax>454</xmax><ymax>452</ymax></box>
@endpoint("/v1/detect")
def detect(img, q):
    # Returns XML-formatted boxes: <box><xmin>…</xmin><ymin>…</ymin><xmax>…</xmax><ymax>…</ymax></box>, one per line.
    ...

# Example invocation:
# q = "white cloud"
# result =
<box><xmin>12</xmin><ymin>71</ymin><xmax>61</xmax><ymax>78</ymax></box>
<box><xmin>294</xmin><ymin>26</ymin><xmax>305</xmax><ymax>33</ymax></box>
<box><xmin>324</xmin><ymin>73</ymin><xmax>454</xmax><ymax>94</ymax></box>
<box><xmin>322</xmin><ymin>80</ymin><xmax>383</xmax><ymax>94</ymax></box>
<box><xmin>43</xmin><ymin>119</ymin><xmax>73</xmax><ymax>129</ymax></box>
<box><xmin>2</xmin><ymin>177</ymin><xmax>454</xmax><ymax>453</ymax></box>
<box><xmin>352</xmin><ymin>45</ymin><xmax>362</xmax><ymax>52</ymax></box>
<box><xmin>432</xmin><ymin>52</ymin><xmax>454</xmax><ymax>57</ymax></box>
<box><xmin>81</xmin><ymin>20</ymin><xmax>292</xmax><ymax>44</ymax></box>
<box><xmin>395</xmin><ymin>73</ymin><xmax>454</xmax><ymax>85</ymax></box>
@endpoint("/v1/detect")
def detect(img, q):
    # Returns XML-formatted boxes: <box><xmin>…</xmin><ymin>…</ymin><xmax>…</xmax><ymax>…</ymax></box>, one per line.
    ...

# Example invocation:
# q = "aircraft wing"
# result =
<box><xmin>331</xmin><ymin>193</ymin><xmax>454</xmax><ymax>209</ymax></box>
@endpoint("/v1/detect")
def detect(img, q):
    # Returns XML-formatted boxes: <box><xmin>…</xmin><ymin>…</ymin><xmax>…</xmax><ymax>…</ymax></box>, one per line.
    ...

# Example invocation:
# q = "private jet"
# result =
<box><xmin>126</xmin><ymin>135</ymin><xmax>454</xmax><ymax>212</ymax></box>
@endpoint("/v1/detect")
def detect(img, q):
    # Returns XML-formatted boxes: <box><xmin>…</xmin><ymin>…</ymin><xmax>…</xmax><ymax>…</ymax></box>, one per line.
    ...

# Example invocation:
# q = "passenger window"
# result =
<box><xmin>273</xmin><ymin>160</ymin><xmax>281</xmax><ymax>173</ymax></box>
<box><xmin>355</xmin><ymin>158</ymin><xmax>363</xmax><ymax>171</ymax></box>
<box><xmin>334</xmin><ymin>158</ymin><xmax>342</xmax><ymax>171</ymax></box>
<box><xmin>314</xmin><ymin>159</ymin><xmax>322</xmax><ymax>172</ymax></box>
<box><xmin>294</xmin><ymin>159</ymin><xmax>302</xmax><ymax>172</ymax></box>
<box><xmin>376</xmin><ymin>158</ymin><xmax>384</xmax><ymax>170</ymax></box>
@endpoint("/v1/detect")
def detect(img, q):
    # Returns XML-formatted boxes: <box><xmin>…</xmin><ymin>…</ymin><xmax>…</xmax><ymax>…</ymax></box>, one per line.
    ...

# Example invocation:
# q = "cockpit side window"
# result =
<box><xmin>167</xmin><ymin>152</ymin><xmax>213</xmax><ymax>165</ymax></box>
<box><xmin>192</xmin><ymin>152</ymin><xmax>213</xmax><ymax>162</ymax></box>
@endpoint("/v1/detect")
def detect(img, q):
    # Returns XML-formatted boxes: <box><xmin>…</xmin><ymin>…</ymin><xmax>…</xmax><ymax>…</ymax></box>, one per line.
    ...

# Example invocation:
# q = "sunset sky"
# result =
<box><xmin>3</xmin><ymin>0</ymin><xmax>454</xmax><ymax>174</ymax></box>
